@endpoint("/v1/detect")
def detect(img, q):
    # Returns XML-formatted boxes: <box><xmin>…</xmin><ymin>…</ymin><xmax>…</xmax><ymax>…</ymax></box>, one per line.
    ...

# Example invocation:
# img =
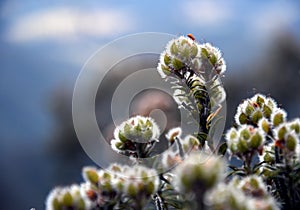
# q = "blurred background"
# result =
<box><xmin>1</xmin><ymin>0</ymin><xmax>300</xmax><ymax>209</ymax></box>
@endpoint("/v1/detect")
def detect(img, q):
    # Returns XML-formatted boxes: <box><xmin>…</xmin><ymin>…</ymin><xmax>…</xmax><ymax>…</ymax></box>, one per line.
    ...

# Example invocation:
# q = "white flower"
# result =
<box><xmin>226</xmin><ymin>125</ymin><xmax>265</xmax><ymax>157</ymax></box>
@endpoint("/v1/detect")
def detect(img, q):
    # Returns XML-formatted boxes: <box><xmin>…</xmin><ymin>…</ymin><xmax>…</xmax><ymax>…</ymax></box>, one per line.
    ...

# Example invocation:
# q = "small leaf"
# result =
<box><xmin>218</xmin><ymin>142</ymin><xmax>228</xmax><ymax>156</ymax></box>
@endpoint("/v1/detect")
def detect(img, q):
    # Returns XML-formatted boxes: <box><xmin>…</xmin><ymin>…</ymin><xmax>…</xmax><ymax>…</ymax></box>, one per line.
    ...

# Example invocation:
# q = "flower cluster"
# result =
<box><xmin>46</xmin><ymin>185</ymin><xmax>92</xmax><ymax>210</ymax></box>
<box><xmin>273</xmin><ymin>118</ymin><xmax>300</xmax><ymax>162</ymax></box>
<box><xmin>160</xmin><ymin>127</ymin><xmax>205</xmax><ymax>170</ymax></box>
<box><xmin>226</xmin><ymin>94</ymin><xmax>288</xmax><ymax>164</ymax></box>
<box><xmin>228</xmin><ymin>94</ymin><xmax>300</xmax><ymax>165</ymax></box>
<box><xmin>206</xmin><ymin>176</ymin><xmax>280</xmax><ymax>210</ymax></box>
<box><xmin>111</xmin><ymin>116</ymin><xmax>160</xmax><ymax>158</ymax></box>
<box><xmin>226</xmin><ymin>93</ymin><xmax>300</xmax><ymax>209</ymax></box>
<box><xmin>157</xmin><ymin>36</ymin><xmax>226</xmax><ymax>80</ymax></box>
<box><xmin>226</xmin><ymin>125</ymin><xmax>265</xmax><ymax>158</ymax></box>
<box><xmin>157</xmin><ymin>35</ymin><xmax>226</xmax><ymax>106</ymax></box>
<box><xmin>235</xmin><ymin>94</ymin><xmax>281</xmax><ymax>126</ymax></box>
<box><xmin>173</xmin><ymin>153</ymin><xmax>225</xmax><ymax>197</ymax></box>
<box><xmin>157</xmin><ymin>35</ymin><xmax>227</xmax><ymax>153</ymax></box>
<box><xmin>46</xmin><ymin>164</ymin><xmax>159</xmax><ymax>210</ymax></box>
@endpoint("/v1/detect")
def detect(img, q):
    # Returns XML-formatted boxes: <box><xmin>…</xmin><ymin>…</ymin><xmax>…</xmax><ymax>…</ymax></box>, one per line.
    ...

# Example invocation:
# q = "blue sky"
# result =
<box><xmin>0</xmin><ymin>0</ymin><xmax>300</xmax><ymax>208</ymax></box>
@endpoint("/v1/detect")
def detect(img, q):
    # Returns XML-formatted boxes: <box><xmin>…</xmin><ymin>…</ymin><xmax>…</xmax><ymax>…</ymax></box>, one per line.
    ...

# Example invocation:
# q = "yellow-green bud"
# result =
<box><xmin>181</xmin><ymin>47</ymin><xmax>190</xmax><ymax>60</ymax></box>
<box><xmin>84</xmin><ymin>168</ymin><xmax>99</xmax><ymax>184</ymax></box>
<box><xmin>277</xmin><ymin>126</ymin><xmax>287</xmax><ymax>140</ymax></box>
<box><xmin>290</xmin><ymin>121</ymin><xmax>300</xmax><ymax>134</ymax></box>
<box><xmin>256</xmin><ymin>96</ymin><xmax>265</xmax><ymax>106</ymax></box>
<box><xmin>286</xmin><ymin>134</ymin><xmax>297</xmax><ymax>151</ymax></box>
<box><xmin>249</xmin><ymin>133</ymin><xmax>263</xmax><ymax>149</ymax></box>
<box><xmin>161</xmin><ymin>64</ymin><xmax>171</xmax><ymax>75</ymax></box>
<box><xmin>273</xmin><ymin>112</ymin><xmax>284</xmax><ymax>127</ymax></box>
<box><xmin>172</xmin><ymin>58</ymin><xmax>184</xmax><ymax>70</ymax></box>
<box><xmin>190</xmin><ymin>44</ymin><xmax>198</xmax><ymax>58</ymax></box>
<box><xmin>127</xmin><ymin>183</ymin><xmax>137</xmax><ymax>197</ymax></box>
<box><xmin>251</xmin><ymin>110</ymin><xmax>263</xmax><ymax>124</ymax></box>
<box><xmin>239</xmin><ymin>113</ymin><xmax>248</xmax><ymax>124</ymax></box>
<box><xmin>237</xmin><ymin>139</ymin><xmax>248</xmax><ymax>153</ymax></box>
<box><xmin>146</xmin><ymin>181</ymin><xmax>155</xmax><ymax>195</ymax></box>
<box><xmin>240</xmin><ymin>129</ymin><xmax>250</xmax><ymax>140</ymax></box>
<box><xmin>52</xmin><ymin>198</ymin><xmax>61</xmax><ymax>210</ymax></box>
<box><xmin>164</xmin><ymin>54</ymin><xmax>171</xmax><ymax>65</ymax></box>
<box><xmin>264</xmin><ymin>152</ymin><xmax>274</xmax><ymax>163</ymax></box>
<box><xmin>170</xmin><ymin>42</ymin><xmax>179</xmax><ymax>55</ymax></box>
<box><xmin>62</xmin><ymin>192</ymin><xmax>73</xmax><ymax>207</ymax></box>
<box><xmin>263</xmin><ymin>105</ymin><xmax>272</xmax><ymax>118</ymax></box>
<box><xmin>230</xmin><ymin>130</ymin><xmax>238</xmax><ymax>140</ymax></box>
<box><xmin>245</xmin><ymin>105</ymin><xmax>255</xmax><ymax>116</ymax></box>
<box><xmin>260</xmin><ymin>119</ymin><xmax>270</xmax><ymax>133</ymax></box>
<box><xmin>77</xmin><ymin>198</ymin><xmax>85</xmax><ymax>210</ymax></box>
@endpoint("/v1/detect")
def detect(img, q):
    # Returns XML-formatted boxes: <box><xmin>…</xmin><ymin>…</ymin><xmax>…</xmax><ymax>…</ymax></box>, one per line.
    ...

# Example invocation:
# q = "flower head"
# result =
<box><xmin>234</xmin><ymin>94</ymin><xmax>280</xmax><ymax>127</ymax></box>
<box><xmin>111</xmin><ymin>116</ymin><xmax>160</xmax><ymax>158</ymax></box>
<box><xmin>46</xmin><ymin>185</ymin><xmax>91</xmax><ymax>210</ymax></box>
<box><xmin>226</xmin><ymin>125</ymin><xmax>265</xmax><ymax>158</ymax></box>
<box><xmin>205</xmin><ymin>176</ymin><xmax>280</xmax><ymax>210</ymax></box>
<box><xmin>273</xmin><ymin>119</ymin><xmax>300</xmax><ymax>162</ymax></box>
<box><xmin>173</xmin><ymin>153</ymin><xmax>225</xmax><ymax>196</ymax></box>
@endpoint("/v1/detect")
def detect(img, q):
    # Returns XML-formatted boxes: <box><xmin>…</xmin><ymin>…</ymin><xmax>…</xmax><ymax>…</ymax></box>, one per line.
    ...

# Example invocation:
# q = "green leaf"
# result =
<box><xmin>218</xmin><ymin>142</ymin><xmax>228</xmax><ymax>156</ymax></box>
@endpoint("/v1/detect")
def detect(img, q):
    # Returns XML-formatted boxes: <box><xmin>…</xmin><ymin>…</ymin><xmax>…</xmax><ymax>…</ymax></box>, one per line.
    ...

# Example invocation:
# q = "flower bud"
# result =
<box><xmin>286</xmin><ymin>134</ymin><xmax>297</xmax><ymax>151</ymax></box>
<box><xmin>272</xmin><ymin>109</ymin><xmax>286</xmax><ymax>127</ymax></box>
<box><xmin>170</xmin><ymin>42</ymin><xmax>179</xmax><ymax>55</ymax></box>
<box><xmin>163</xmin><ymin>54</ymin><xmax>171</xmax><ymax>65</ymax></box>
<box><xmin>251</xmin><ymin>110</ymin><xmax>263</xmax><ymax>124</ymax></box>
<box><xmin>249</xmin><ymin>133</ymin><xmax>263</xmax><ymax>149</ymax></box>
<box><xmin>258</xmin><ymin>118</ymin><xmax>270</xmax><ymax>134</ymax></box>
<box><xmin>172</xmin><ymin>57</ymin><xmax>184</xmax><ymax>70</ymax></box>
<box><xmin>239</xmin><ymin>112</ymin><xmax>248</xmax><ymax>124</ymax></box>
<box><xmin>83</xmin><ymin>167</ymin><xmax>99</xmax><ymax>185</ymax></box>
<box><xmin>62</xmin><ymin>192</ymin><xmax>73</xmax><ymax>207</ymax></box>
<box><xmin>173</xmin><ymin>153</ymin><xmax>225</xmax><ymax>195</ymax></box>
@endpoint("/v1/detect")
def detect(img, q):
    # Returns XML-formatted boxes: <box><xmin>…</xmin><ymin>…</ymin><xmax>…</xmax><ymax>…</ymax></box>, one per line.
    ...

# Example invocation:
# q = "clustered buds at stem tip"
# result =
<box><xmin>111</xmin><ymin>115</ymin><xmax>160</xmax><ymax>158</ymax></box>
